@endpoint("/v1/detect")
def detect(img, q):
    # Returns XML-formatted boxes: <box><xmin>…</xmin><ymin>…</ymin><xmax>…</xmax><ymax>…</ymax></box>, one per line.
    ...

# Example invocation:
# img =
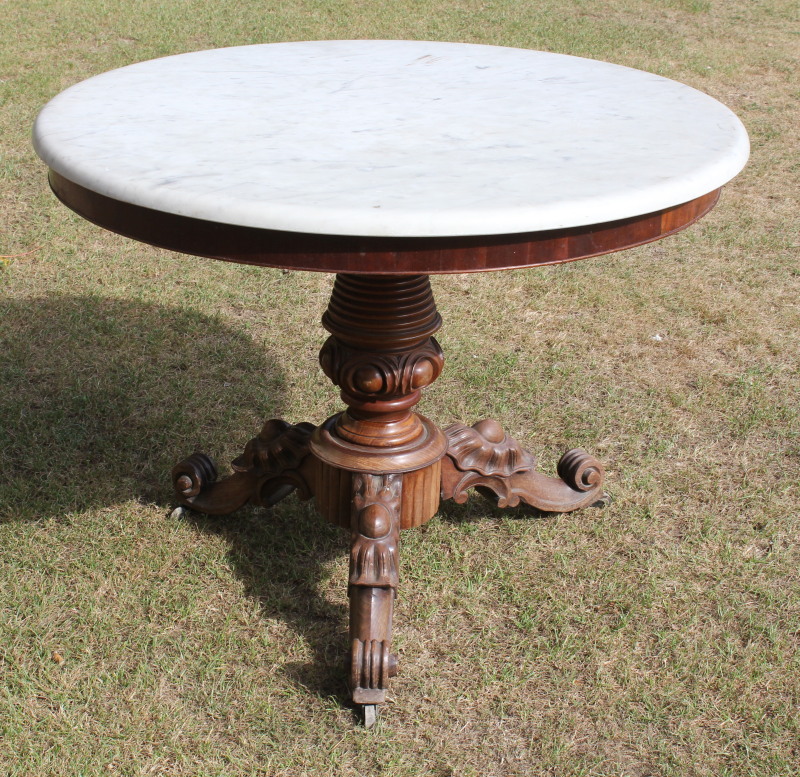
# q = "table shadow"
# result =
<box><xmin>436</xmin><ymin>494</ymin><xmax>550</xmax><ymax>524</ymax></box>
<box><xmin>0</xmin><ymin>293</ymin><xmax>349</xmax><ymax>703</ymax></box>
<box><xmin>186</xmin><ymin>507</ymin><xmax>351</xmax><ymax>703</ymax></box>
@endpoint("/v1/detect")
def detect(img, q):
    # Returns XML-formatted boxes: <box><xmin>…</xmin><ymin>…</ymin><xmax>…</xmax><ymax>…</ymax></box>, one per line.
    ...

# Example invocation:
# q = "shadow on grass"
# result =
<box><xmin>436</xmin><ymin>493</ymin><xmax>552</xmax><ymax>524</ymax></box>
<box><xmin>188</xmin><ymin>505</ymin><xmax>351</xmax><ymax>703</ymax></box>
<box><xmin>0</xmin><ymin>293</ymin><xmax>288</xmax><ymax>517</ymax></box>
<box><xmin>0</xmin><ymin>292</ymin><xmax>350</xmax><ymax>702</ymax></box>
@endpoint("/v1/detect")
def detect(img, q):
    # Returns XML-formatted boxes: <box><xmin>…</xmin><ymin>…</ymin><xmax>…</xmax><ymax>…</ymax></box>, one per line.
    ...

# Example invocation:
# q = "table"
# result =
<box><xmin>33</xmin><ymin>40</ymin><xmax>749</xmax><ymax>726</ymax></box>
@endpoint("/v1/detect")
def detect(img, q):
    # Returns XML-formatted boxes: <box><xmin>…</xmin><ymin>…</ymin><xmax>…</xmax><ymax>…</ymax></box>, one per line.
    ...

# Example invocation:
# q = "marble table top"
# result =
<box><xmin>33</xmin><ymin>40</ymin><xmax>749</xmax><ymax>238</ymax></box>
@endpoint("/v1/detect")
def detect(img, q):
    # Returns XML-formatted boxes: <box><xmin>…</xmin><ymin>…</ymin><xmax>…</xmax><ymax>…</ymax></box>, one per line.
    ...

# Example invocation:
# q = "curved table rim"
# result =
<box><xmin>49</xmin><ymin>170</ymin><xmax>721</xmax><ymax>275</ymax></box>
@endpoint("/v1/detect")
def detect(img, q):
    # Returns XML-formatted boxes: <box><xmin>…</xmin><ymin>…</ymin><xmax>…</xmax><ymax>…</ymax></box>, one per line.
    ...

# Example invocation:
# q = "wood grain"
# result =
<box><xmin>48</xmin><ymin>171</ymin><xmax>720</xmax><ymax>275</ymax></box>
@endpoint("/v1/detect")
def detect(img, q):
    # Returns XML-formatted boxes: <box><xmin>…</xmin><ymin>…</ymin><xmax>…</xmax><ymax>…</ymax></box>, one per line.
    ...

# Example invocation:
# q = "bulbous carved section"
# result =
<box><xmin>350</xmin><ymin>473</ymin><xmax>401</xmax><ymax>588</ymax></box>
<box><xmin>315</xmin><ymin>273</ymin><xmax>447</xmax><ymax>472</ymax></box>
<box><xmin>359</xmin><ymin>503</ymin><xmax>393</xmax><ymax>539</ymax></box>
<box><xmin>319</xmin><ymin>336</ymin><xmax>444</xmax><ymax>400</ymax></box>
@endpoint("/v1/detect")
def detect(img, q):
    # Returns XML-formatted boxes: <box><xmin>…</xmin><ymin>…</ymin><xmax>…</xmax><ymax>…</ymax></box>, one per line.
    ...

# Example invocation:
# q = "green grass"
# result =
<box><xmin>2</xmin><ymin>1</ymin><xmax>799</xmax><ymax>774</ymax></box>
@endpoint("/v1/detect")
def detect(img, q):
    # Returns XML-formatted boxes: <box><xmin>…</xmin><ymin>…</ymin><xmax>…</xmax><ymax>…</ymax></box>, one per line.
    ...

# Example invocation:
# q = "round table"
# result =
<box><xmin>33</xmin><ymin>40</ymin><xmax>749</xmax><ymax>725</ymax></box>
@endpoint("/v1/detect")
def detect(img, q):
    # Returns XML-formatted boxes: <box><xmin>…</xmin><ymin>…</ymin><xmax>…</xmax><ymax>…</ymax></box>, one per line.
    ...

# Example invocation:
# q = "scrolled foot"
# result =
<box><xmin>349</xmin><ymin>637</ymin><xmax>399</xmax><ymax>705</ymax></box>
<box><xmin>441</xmin><ymin>420</ymin><xmax>606</xmax><ymax>513</ymax></box>
<box><xmin>557</xmin><ymin>448</ymin><xmax>605</xmax><ymax>493</ymax></box>
<box><xmin>171</xmin><ymin>419</ymin><xmax>317</xmax><ymax>516</ymax></box>
<box><xmin>173</xmin><ymin>452</ymin><xmax>218</xmax><ymax>500</ymax></box>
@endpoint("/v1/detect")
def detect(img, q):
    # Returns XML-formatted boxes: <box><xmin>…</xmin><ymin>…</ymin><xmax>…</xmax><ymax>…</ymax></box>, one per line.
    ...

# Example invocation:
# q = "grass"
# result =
<box><xmin>2</xmin><ymin>0</ymin><xmax>799</xmax><ymax>774</ymax></box>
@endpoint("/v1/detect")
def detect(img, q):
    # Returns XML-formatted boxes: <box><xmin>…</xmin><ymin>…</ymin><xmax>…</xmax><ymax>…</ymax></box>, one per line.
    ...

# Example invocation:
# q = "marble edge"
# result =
<box><xmin>35</xmin><ymin>147</ymin><xmax>750</xmax><ymax>239</ymax></box>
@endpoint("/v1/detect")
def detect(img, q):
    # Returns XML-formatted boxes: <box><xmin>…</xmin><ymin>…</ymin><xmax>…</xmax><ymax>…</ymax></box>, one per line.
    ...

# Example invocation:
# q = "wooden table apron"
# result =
<box><xmin>49</xmin><ymin>171</ymin><xmax>720</xmax><ymax>274</ymax></box>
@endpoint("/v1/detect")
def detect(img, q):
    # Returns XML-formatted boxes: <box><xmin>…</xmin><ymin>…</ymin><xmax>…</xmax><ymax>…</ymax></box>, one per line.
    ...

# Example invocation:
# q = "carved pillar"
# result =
<box><xmin>348</xmin><ymin>473</ymin><xmax>401</xmax><ymax>704</ymax></box>
<box><xmin>310</xmin><ymin>274</ymin><xmax>448</xmax><ymax>521</ymax></box>
<box><xmin>171</xmin><ymin>271</ymin><xmax>608</xmax><ymax>724</ymax></box>
<box><xmin>309</xmin><ymin>274</ymin><xmax>448</xmax><ymax>712</ymax></box>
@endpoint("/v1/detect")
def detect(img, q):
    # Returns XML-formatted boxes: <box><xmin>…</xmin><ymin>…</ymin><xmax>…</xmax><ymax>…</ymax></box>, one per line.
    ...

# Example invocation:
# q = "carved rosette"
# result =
<box><xmin>319</xmin><ymin>336</ymin><xmax>444</xmax><ymax>402</ymax></box>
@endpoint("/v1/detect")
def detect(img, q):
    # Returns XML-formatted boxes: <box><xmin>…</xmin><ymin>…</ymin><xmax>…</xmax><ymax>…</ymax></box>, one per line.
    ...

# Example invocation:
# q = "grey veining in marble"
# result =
<box><xmin>33</xmin><ymin>40</ymin><xmax>749</xmax><ymax>237</ymax></box>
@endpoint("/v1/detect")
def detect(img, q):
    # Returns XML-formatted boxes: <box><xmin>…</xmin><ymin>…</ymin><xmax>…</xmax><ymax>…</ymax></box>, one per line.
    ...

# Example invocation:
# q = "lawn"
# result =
<box><xmin>1</xmin><ymin>1</ymin><xmax>798</xmax><ymax>775</ymax></box>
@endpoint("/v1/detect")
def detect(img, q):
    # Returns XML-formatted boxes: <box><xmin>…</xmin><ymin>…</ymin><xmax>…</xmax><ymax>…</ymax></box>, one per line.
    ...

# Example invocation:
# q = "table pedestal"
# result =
<box><xmin>172</xmin><ymin>273</ymin><xmax>605</xmax><ymax>725</ymax></box>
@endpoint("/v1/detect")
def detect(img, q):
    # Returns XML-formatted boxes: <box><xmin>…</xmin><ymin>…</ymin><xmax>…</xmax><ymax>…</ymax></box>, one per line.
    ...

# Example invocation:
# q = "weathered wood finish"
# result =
<box><xmin>48</xmin><ymin>171</ymin><xmax>720</xmax><ymax>274</ymax></box>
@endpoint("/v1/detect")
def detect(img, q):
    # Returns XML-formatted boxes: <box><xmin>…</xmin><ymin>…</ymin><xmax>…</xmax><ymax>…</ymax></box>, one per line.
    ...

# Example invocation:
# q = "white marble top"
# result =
<box><xmin>33</xmin><ymin>40</ymin><xmax>749</xmax><ymax>238</ymax></box>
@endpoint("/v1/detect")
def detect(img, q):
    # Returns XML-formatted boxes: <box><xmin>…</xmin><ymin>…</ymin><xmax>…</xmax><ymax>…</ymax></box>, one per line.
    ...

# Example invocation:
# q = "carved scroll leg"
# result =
<box><xmin>172</xmin><ymin>419</ymin><xmax>316</xmax><ymax>516</ymax></box>
<box><xmin>347</xmin><ymin>473</ymin><xmax>402</xmax><ymax>725</ymax></box>
<box><xmin>441</xmin><ymin>419</ymin><xmax>606</xmax><ymax>513</ymax></box>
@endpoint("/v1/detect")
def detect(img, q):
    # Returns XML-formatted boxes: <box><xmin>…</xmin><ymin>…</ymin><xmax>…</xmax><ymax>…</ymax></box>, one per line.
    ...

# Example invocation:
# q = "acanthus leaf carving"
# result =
<box><xmin>444</xmin><ymin>419</ymin><xmax>537</xmax><ymax>476</ymax></box>
<box><xmin>172</xmin><ymin>419</ymin><xmax>316</xmax><ymax>514</ymax></box>
<box><xmin>319</xmin><ymin>336</ymin><xmax>444</xmax><ymax>401</ymax></box>
<box><xmin>349</xmin><ymin>472</ymin><xmax>401</xmax><ymax>588</ymax></box>
<box><xmin>441</xmin><ymin>420</ymin><xmax>606</xmax><ymax>513</ymax></box>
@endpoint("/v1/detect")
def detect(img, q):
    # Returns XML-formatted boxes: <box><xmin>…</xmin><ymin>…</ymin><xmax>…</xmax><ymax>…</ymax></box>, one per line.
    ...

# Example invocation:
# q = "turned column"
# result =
<box><xmin>310</xmin><ymin>274</ymin><xmax>447</xmax><ymax>708</ymax></box>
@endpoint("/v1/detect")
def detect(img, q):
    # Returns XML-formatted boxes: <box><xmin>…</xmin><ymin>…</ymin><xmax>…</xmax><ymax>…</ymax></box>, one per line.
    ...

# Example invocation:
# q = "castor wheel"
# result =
<box><xmin>592</xmin><ymin>491</ymin><xmax>613</xmax><ymax>509</ymax></box>
<box><xmin>361</xmin><ymin>704</ymin><xmax>378</xmax><ymax>729</ymax></box>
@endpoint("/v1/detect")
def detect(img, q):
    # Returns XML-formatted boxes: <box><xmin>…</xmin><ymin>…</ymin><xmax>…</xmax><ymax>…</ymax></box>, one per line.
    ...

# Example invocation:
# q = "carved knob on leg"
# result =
<box><xmin>172</xmin><ymin>452</ymin><xmax>218</xmax><ymax>499</ymax></box>
<box><xmin>557</xmin><ymin>449</ymin><xmax>605</xmax><ymax>491</ymax></box>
